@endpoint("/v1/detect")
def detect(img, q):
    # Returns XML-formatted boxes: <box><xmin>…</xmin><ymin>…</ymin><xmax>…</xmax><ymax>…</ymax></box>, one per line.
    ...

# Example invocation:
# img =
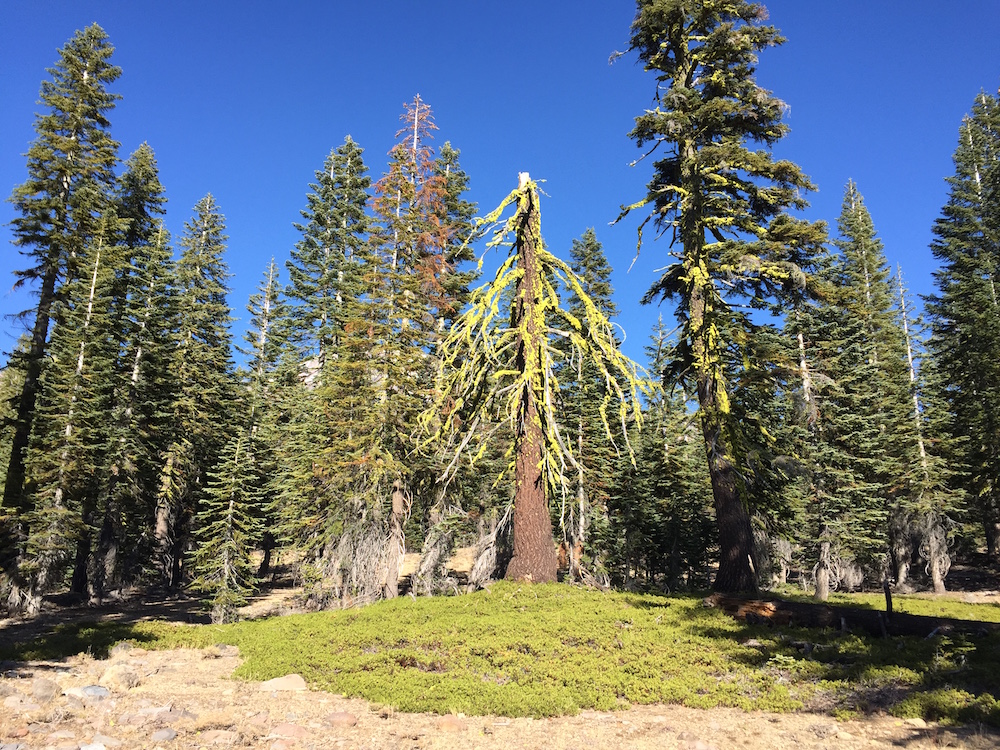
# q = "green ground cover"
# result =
<box><xmin>3</xmin><ymin>583</ymin><xmax>1000</xmax><ymax>723</ymax></box>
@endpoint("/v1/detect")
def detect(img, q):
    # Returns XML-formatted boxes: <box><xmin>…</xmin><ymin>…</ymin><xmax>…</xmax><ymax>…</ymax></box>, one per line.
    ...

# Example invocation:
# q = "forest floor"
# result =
<box><xmin>3</xmin><ymin>563</ymin><xmax>1000</xmax><ymax>749</ymax></box>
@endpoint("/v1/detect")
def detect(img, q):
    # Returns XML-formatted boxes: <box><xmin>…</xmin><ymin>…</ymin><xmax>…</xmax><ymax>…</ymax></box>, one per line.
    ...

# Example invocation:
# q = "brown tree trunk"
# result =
<box><xmin>815</xmin><ymin>533</ymin><xmax>831</xmax><ymax>602</ymax></box>
<box><xmin>505</xmin><ymin>176</ymin><xmax>557</xmax><ymax>584</ymax></box>
<box><xmin>690</xmin><ymin>279</ymin><xmax>757</xmax><ymax>594</ymax></box>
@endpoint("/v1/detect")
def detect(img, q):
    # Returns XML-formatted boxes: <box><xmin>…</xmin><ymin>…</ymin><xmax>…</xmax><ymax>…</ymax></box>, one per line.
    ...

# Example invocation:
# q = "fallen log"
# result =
<box><xmin>703</xmin><ymin>593</ymin><xmax>1000</xmax><ymax>638</ymax></box>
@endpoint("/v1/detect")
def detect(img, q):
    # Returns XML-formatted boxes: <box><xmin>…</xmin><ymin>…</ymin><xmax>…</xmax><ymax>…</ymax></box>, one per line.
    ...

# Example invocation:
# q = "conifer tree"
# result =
<box><xmin>155</xmin><ymin>195</ymin><xmax>235</xmax><ymax>588</ymax></box>
<box><xmin>2</xmin><ymin>25</ymin><xmax>121</xmax><ymax>600</ymax></box>
<box><xmin>786</xmin><ymin>246</ymin><xmax>888</xmax><ymax>600</ymax></box>
<box><xmin>422</xmin><ymin>175</ymin><xmax>642</xmax><ymax>583</ymax></box>
<box><xmin>20</xmin><ymin>211</ymin><xmax>126</xmax><ymax>612</ymax></box>
<box><xmin>622</xmin><ymin>0</ymin><xmax>826</xmax><ymax>592</ymax></box>
<box><xmin>926</xmin><ymin>91</ymin><xmax>1000</xmax><ymax>559</ymax></box>
<box><xmin>92</xmin><ymin>144</ymin><xmax>173</xmax><ymax>595</ymax></box>
<box><xmin>609</xmin><ymin>317</ymin><xmax>713</xmax><ymax>588</ymax></box>
<box><xmin>189</xmin><ymin>431</ymin><xmax>263</xmax><ymax>623</ymax></box>
<box><xmin>556</xmin><ymin>229</ymin><xmax>620</xmax><ymax>578</ymax></box>
<box><xmin>286</xmin><ymin>137</ymin><xmax>371</xmax><ymax>366</ymax></box>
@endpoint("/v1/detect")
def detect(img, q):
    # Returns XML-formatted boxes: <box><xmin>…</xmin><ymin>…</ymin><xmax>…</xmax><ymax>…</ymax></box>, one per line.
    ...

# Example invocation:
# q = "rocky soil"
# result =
<box><xmin>2</xmin><ymin>643</ymin><xmax>1000</xmax><ymax>750</ymax></box>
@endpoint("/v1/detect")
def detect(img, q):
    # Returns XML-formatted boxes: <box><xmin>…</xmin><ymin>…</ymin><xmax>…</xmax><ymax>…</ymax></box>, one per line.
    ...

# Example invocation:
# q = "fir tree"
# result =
<box><xmin>2</xmin><ymin>25</ymin><xmax>121</xmax><ymax>601</ymax></box>
<box><xmin>557</xmin><ymin>229</ymin><xmax>620</xmax><ymax>578</ymax></box>
<box><xmin>155</xmin><ymin>194</ymin><xmax>235</xmax><ymax>588</ymax></box>
<box><xmin>421</xmin><ymin>175</ymin><xmax>642</xmax><ymax>583</ymax></box>
<box><xmin>21</xmin><ymin>211</ymin><xmax>126</xmax><ymax>612</ymax></box>
<box><xmin>189</xmin><ymin>431</ymin><xmax>263</xmax><ymax>623</ymax></box>
<box><xmin>926</xmin><ymin>92</ymin><xmax>1000</xmax><ymax>559</ymax></box>
<box><xmin>609</xmin><ymin>316</ymin><xmax>713</xmax><ymax>589</ymax></box>
<box><xmin>92</xmin><ymin>144</ymin><xmax>172</xmax><ymax>595</ymax></box>
<box><xmin>621</xmin><ymin>0</ymin><xmax>826</xmax><ymax>592</ymax></box>
<box><xmin>286</xmin><ymin>136</ymin><xmax>371</xmax><ymax>366</ymax></box>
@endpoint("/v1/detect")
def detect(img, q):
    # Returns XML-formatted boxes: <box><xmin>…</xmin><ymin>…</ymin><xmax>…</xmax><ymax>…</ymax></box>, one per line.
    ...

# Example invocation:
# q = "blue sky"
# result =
<box><xmin>2</xmin><ymin>1</ymin><xmax>999</xmax><ymax>368</ymax></box>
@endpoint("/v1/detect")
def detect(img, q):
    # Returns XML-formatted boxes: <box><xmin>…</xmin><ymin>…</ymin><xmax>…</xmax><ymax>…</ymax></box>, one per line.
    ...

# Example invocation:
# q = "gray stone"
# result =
<box><xmin>91</xmin><ymin>733</ymin><xmax>122</xmax><ymax>747</ymax></box>
<box><xmin>150</xmin><ymin>728</ymin><xmax>177</xmax><ymax>742</ymax></box>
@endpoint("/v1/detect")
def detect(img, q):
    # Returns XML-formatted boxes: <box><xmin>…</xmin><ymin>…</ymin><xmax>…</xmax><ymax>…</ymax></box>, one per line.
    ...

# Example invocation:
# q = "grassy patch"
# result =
<box><xmin>4</xmin><ymin>582</ymin><xmax>1000</xmax><ymax>722</ymax></box>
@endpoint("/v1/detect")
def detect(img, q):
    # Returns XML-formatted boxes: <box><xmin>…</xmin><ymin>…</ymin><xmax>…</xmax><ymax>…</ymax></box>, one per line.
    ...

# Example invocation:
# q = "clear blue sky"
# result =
<box><xmin>2</xmin><ymin>1</ymin><xmax>999</xmax><ymax>368</ymax></box>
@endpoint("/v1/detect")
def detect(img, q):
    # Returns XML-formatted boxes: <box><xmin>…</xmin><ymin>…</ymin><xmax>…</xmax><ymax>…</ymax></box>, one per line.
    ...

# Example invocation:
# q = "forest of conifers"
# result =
<box><xmin>2</xmin><ymin>2</ymin><xmax>999</xmax><ymax>624</ymax></box>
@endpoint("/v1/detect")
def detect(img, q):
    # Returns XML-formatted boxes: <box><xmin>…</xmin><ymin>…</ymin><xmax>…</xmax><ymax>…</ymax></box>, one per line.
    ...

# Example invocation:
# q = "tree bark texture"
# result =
<box><xmin>505</xmin><ymin>181</ymin><xmax>557</xmax><ymax>583</ymax></box>
<box><xmin>689</xmin><ymin>282</ymin><xmax>758</xmax><ymax>594</ymax></box>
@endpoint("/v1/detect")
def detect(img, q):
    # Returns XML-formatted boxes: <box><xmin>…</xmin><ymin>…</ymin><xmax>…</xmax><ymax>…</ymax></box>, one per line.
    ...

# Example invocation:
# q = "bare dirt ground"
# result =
<box><xmin>3</xmin><ymin>572</ymin><xmax>1000</xmax><ymax>750</ymax></box>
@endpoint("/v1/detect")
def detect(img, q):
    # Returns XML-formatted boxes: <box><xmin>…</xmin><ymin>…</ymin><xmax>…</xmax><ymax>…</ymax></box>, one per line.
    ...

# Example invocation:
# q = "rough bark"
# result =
<box><xmin>505</xmin><ymin>180</ymin><xmax>557</xmax><ymax>584</ymax></box>
<box><xmin>815</xmin><ymin>534</ymin><xmax>831</xmax><ymax>602</ymax></box>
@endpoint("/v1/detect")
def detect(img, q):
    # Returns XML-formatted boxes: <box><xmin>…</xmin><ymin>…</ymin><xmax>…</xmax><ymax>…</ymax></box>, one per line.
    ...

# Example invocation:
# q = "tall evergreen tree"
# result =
<box><xmin>20</xmin><ymin>211</ymin><xmax>126</xmax><ymax>612</ymax></box>
<box><xmin>926</xmin><ymin>92</ymin><xmax>1000</xmax><ymax>559</ymax></box>
<box><xmin>422</xmin><ymin>175</ymin><xmax>642</xmax><ymax>583</ymax></box>
<box><xmin>2</xmin><ymin>25</ymin><xmax>121</xmax><ymax>601</ymax></box>
<box><xmin>92</xmin><ymin>144</ymin><xmax>172</xmax><ymax>596</ymax></box>
<box><xmin>155</xmin><ymin>194</ymin><xmax>235</xmax><ymax>588</ymax></box>
<box><xmin>622</xmin><ymin>0</ymin><xmax>826</xmax><ymax>592</ymax></box>
<box><xmin>557</xmin><ymin>229</ymin><xmax>620</xmax><ymax>578</ymax></box>
<box><xmin>286</xmin><ymin>136</ymin><xmax>371</xmax><ymax>366</ymax></box>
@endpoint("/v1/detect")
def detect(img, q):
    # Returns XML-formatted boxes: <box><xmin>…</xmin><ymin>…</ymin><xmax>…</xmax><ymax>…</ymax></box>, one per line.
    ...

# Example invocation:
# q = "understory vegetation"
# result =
<box><xmin>4</xmin><ymin>583</ymin><xmax>1000</xmax><ymax>725</ymax></box>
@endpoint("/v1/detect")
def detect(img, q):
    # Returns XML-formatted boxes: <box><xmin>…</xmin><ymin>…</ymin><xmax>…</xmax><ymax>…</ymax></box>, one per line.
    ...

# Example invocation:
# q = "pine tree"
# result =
<box><xmin>787</xmin><ymin>246</ymin><xmax>889</xmax><ymax>600</ymax></box>
<box><xmin>189</xmin><ymin>431</ymin><xmax>263</xmax><ymax>623</ymax></box>
<box><xmin>155</xmin><ymin>194</ymin><xmax>235</xmax><ymax>588</ymax></box>
<box><xmin>608</xmin><ymin>316</ymin><xmax>714</xmax><ymax>588</ymax></box>
<box><xmin>421</xmin><ymin>175</ymin><xmax>642</xmax><ymax>583</ymax></box>
<box><xmin>286</xmin><ymin>136</ymin><xmax>372</xmax><ymax>366</ymax></box>
<box><xmin>92</xmin><ymin>144</ymin><xmax>173</xmax><ymax>595</ymax></box>
<box><xmin>622</xmin><ymin>0</ymin><xmax>827</xmax><ymax>592</ymax></box>
<box><xmin>556</xmin><ymin>229</ymin><xmax>620</xmax><ymax>578</ymax></box>
<box><xmin>2</xmin><ymin>25</ymin><xmax>121</xmax><ymax>600</ymax></box>
<box><xmin>926</xmin><ymin>91</ymin><xmax>1000</xmax><ymax>559</ymax></box>
<box><xmin>20</xmin><ymin>211</ymin><xmax>126</xmax><ymax>612</ymax></box>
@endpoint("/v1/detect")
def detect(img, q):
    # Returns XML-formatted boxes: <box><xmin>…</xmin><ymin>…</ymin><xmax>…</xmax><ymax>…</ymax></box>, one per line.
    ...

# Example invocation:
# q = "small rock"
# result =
<box><xmin>47</xmin><ymin>730</ymin><xmax>76</xmax><ymax>740</ymax></box>
<box><xmin>438</xmin><ymin>715</ymin><xmax>465</xmax><ymax>732</ymax></box>
<box><xmin>99</xmin><ymin>665</ymin><xmax>142</xmax><ymax>691</ymax></box>
<box><xmin>270</xmin><ymin>741</ymin><xmax>297</xmax><ymax>750</ymax></box>
<box><xmin>108</xmin><ymin>642</ymin><xmax>134</xmax><ymax>659</ymax></box>
<box><xmin>79</xmin><ymin>685</ymin><xmax>111</xmax><ymax>700</ymax></box>
<box><xmin>91</xmin><ymin>733</ymin><xmax>122</xmax><ymax>747</ymax></box>
<box><xmin>324</xmin><ymin>711</ymin><xmax>358</xmax><ymax>728</ymax></box>
<box><xmin>270</xmin><ymin>723</ymin><xmax>309</xmax><ymax>739</ymax></box>
<box><xmin>836</xmin><ymin>731</ymin><xmax>854</xmax><ymax>740</ymax></box>
<box><xmin>0</xmin><ymin>681</ymin><xmax>18</xmax><ymax>697</ymax></box>
<box><xmin>809</xmin><ymin>723</ymin><xmax>837</xmax><ymax>739</ymax></box>
<box><xmin>904</xmin><ymin>717</ymin><xmax>928</xmax><ymax>728</ymax></box>
<box><xmin>3</xmin><ymin>695</ymin><xmax>25</xmax><ymax>710</ymax></box>
<box><xmin>150</xmin><ymin>728</ymin><xmax>177</xmax><ymax>742</ymax></box>
<box><xmin>259</xmin><ymin>674</ymin><xmax>307</xmax><ymax>692</ymax></box>
<box><xmin>690</xmin><ymin>741</ymin><xmax>718</xmax><ymax>750</ymax></box>
<box><xmin>247</xmin><ymin>712</ymin><xmax>270</xmax><ymax>727</ymax></box>
<box><xmin>201</xmin><ymin>728</ymin><xmax>238</xmax><ymax>744</ymax></box>
<box><xmin>677</xmin><ymin>731</ymin><xmax>695</xmax><ymax>741</ymax></box>
<box><xmin>80</xmin><ymin>743</ymin><xmax>108</xmax><ymax>750</ymax></box>
<box><xmin>7</xmin><ymin>727</ymin><xmax>28</xmax><ymax>739</ymax></box>
<box><xmin>156</xmin><ymin>708</ymin><xmax>198</xmax><ymax>724</ymax></box>
<box><xmin>31</xmin><ymin>677</ymin><xmax>61</xmax><ymax>703</ymax></box>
